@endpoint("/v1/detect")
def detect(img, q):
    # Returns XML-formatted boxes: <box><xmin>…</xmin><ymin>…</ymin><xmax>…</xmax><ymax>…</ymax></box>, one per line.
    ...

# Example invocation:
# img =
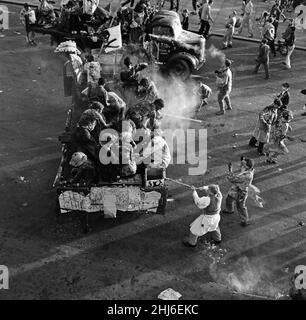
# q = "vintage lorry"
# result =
<box><xmin>53</xmin><ymin>42</ymin><xmax>168</xmax><ymax>233</ymax></box>
<box><xmin>147</xmin><ymin>10</ymin><xmax>206</xmax><ymax>79</ymax></box>
<box><xmin>13</xmin><ymin>1</ymin><xmax>205</xmax><ymax>79</ymax></box>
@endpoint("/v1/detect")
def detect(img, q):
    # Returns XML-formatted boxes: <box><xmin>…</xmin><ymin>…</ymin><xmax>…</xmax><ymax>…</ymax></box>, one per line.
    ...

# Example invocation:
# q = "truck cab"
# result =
<box><xmin>147</xmin><ymin>10</ymin><xmax>206</xmax><ymax>79</ymax></box>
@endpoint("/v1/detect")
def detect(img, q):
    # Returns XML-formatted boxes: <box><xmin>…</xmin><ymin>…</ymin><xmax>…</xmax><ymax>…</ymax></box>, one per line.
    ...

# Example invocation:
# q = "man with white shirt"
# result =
<box><xmin>237</xmin><ymin>0</ymin><xmax>254</xmax><ymax>37</ymax></box>
<box><xmin>199</xmin><ymin>0</ymin><xmax>214</xmax><ymax>39</ymax></box>
<box><xmin>223</xmin><ymin>10</ymin><xmax>237</xmax><ymax>49</ymax></box>
<box><xmin>183</xmin><ymin>184</ymin><xmax>222</xmax><ymax>247</ymax></box>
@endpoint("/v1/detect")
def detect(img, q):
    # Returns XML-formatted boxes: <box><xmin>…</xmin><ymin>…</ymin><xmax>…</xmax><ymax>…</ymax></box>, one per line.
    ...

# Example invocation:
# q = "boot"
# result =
<box><xmin>249</xmin><ymin>136</ymin><xmax>258</xmax><ymax>148</ymax></box>
<box><xmin>258</xmin><ymin>142</ymin><xmax>265</xmax><ymax>155</ymax></box>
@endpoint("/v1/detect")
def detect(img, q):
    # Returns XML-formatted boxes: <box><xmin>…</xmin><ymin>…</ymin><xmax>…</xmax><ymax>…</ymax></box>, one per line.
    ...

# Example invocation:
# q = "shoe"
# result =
<box><xmin>226</xmin><ymin>106</ymin><xmax>232</xmax><ymax>110</ymax></box>
<box><xmin>222</xmin><ymin>210</ymin><xmax>234</xmax><ymax>214</ymax></box>
<box><xmin>222</xmin><ymin>46</ymin><xmax>228</xmax><ymax>50</ymax></box>
<box><xmin>240</xmin><ymin>221</ymin><xmax>251</xmax><ymax>227</ymax></box>
<box><xmin>183</xmin><ymin>240</ymin><xmax>197</xmax><ymax>248</ymax></box>
<box><xmin>228</xmin><ymin>44</ymin><xmax>233</xmax><ymax>48</ymax></box>
<box><xmin>216</xmin><ymin>110</ymin><xmax>225</xmax><ymax>116</ymax></box>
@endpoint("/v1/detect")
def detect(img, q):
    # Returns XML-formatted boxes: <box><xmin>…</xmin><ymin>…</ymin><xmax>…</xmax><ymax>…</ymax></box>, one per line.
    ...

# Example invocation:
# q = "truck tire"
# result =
<box><xmin>168</xmin><ymin>58</ymin><xmax>192</xmax><ymax>80</ymax></box>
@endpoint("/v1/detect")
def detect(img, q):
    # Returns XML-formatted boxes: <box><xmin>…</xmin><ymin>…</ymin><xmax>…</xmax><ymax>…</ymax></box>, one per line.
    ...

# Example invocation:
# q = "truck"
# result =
<box><xmin>147</xmin><ymin>10</ymin><xmax>206</xmax><ymax>79</ymax></box>
<box><xmin>54</xmin><ymin>44</ymin><xmax>168</xmax><ymax>233</ymax></box>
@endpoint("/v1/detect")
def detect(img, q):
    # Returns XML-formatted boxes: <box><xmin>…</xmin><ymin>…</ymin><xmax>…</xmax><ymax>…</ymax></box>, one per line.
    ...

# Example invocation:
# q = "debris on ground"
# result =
<box><xmin>298</xmin><ymin>221</ymin><xmax>304</xmax><ymax>226</ymax></box>
<box><xmin>158</xmin><ymin>288</ymin><xmax>182</xmax><ymax>300</ymax></box>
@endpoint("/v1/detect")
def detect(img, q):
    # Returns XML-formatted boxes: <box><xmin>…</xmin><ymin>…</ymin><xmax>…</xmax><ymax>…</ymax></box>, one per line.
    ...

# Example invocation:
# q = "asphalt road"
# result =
<box><xmin>0</xmin><ymin>3</ymin><xmax>306</xmax><ymax>300</ymax></box>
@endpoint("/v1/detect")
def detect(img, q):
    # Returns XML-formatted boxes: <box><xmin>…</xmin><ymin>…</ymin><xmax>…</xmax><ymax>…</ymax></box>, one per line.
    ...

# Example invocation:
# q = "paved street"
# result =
<box><xmin>0</xmin><ymin>2</ymin><xmax>305</xmax><ymax>300</ymax></box>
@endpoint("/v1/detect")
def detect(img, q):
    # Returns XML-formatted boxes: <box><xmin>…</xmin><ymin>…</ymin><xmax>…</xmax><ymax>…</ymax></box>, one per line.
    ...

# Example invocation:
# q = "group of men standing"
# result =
<box><xmin>253</xmin><ymin>0</ymin><xmax>296</xmax><ymax>79</ymax></box>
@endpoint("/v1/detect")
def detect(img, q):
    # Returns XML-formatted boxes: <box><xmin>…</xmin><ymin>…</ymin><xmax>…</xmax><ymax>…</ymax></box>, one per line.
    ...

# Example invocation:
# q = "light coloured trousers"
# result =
<box><xmin>223</xmin><ymin>27</ymin><xmax>234</xmax><ymax>46</ymax></box>
<box><xmin>238</xmin><ymin>14</ymin><xmax>253</xmax><ymax>35</ymax></box>
<box><xmin>285</xmin><ymin>45</ymin><xmax>295</xmax><ymax>69</ymax></box>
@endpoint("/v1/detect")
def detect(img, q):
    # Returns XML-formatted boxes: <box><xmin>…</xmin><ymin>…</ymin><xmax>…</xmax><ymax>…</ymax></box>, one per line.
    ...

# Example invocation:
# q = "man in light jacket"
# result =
<box><xmin>237</xmin><ymin>0</ymin><xmax>254</xmax><ymax>37</ymax></box>
<box><xmin>223</xmin><ymin>157</ymin><xmax>255</xmax><ymax>227</ymax></box>
<box><xmin>183</xmin><ymin>184</ymin><xmax>222</xmax><ymax>247</ymax></box>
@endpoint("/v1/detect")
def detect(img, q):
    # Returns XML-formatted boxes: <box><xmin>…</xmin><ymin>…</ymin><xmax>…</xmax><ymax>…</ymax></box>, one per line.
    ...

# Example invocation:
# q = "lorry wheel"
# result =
<box><xmin>168</xmin><ymin>59</ymin><xmax>191</xmax><ymax>80</ymax></box>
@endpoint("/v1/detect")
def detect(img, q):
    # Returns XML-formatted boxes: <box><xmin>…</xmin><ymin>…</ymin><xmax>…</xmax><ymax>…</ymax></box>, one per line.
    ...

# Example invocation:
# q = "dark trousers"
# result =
<box><xmin>273</xmin><ymin>21</ymin><xmax>279</xmax><ymax>39</ymax></box>
<box><xmin>192</xmin><ymin>0</ymin><xmax>197</xmax><ymax>11</ymax></box>
<box><xmin>254</xmin><ymin>60</ymin><xmax>270</xmax><ymax>78</ymax></box>
<box><xmin>267</xmin><ymin>39</ymin><xmax>276</xmax><ymax>55</ymax></box>
<box><xmin>199</xmin><ymin>20</ymin><xmax>210</xmax><ymax>39</ymax></box>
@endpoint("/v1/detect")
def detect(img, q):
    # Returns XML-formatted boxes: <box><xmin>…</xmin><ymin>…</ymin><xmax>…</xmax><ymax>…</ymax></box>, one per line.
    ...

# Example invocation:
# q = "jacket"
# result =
<box><xmin>72</xmin><ymin>126</ymin><xmax>100</xmax><ymax>164</ymax></box>
<box><xmin>227</xmin><ymin>169</ymin><xmax>254</xmax><ymax>192</ymax></box>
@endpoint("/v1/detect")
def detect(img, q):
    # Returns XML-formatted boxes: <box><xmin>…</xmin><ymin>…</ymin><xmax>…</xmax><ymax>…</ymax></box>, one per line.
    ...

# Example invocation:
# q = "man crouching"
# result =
<box><xmin>183</xmin><ymin>184</ymin><xmax>222</xmax><ymax>248</ymax></box>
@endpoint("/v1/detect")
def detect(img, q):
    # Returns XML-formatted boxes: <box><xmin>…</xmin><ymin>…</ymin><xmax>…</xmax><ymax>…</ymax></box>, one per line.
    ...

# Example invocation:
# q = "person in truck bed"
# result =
<box><xmin>120</xmin><ymin>57</ymin><xmax>148</xmax><ymax>88</ymax></box>
<box><xmin>69</xmin><ymin>152</ymin><xmax>96</xmax><ymax>184</ymax></box>
<box><xmin>137</xmin><ymin>77</ymin><xmax>159</xmax><ymax>103</ymax></box>
<box><xmin>72</xmin><ymin>113</ymin><xmax>100</xmax><ymax>165</ymax></box>
<box><xmin>82</xmin><ymin>101</ymin><xmax>110</xmax><ymax>142</ymax></box>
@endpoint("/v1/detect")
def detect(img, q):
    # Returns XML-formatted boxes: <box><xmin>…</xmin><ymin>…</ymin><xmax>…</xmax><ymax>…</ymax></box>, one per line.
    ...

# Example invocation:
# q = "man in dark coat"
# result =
<box><xmin>253</xmin><ymin>38</ymin><xmax>270</xmax><ymax>79</ymax></box>
<box><xmin>277</xmin><ymin>82</ymin><xmax>290</xmax><ymax>110</ymax></box>
<box><xmin>72</xmin><ymin>114</ymin><xmax>100</xmax><ymax>164</ymax></box>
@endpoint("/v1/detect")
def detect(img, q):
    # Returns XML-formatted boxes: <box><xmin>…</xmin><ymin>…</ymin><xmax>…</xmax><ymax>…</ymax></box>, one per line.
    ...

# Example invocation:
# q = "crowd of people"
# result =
<box><xmin>56</xmin><ymin>39</ymin><xmax>174</xmax><ymax>185</ymax></box>
<box><xmin>219</xmin><ymin>0</ymin><xmax>297</xmax><ymax>74</ymax></box>
<box><xmin>184</xmin><ymin>81</ymin><xmax>294</xmax><ymax>247</ymax></box>
<box><xmin>47</xmin><ymin>1</ymin><xmax>304</xmax><ymax>247</ymax></box>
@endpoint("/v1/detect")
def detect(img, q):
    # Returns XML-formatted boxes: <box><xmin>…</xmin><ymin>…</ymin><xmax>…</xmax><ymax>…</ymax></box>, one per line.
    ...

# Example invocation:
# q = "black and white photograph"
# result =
<box><xmin>0</xmin><ymin>0</ymin><xmax>305</xmax><ymax>306</ymax></box>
